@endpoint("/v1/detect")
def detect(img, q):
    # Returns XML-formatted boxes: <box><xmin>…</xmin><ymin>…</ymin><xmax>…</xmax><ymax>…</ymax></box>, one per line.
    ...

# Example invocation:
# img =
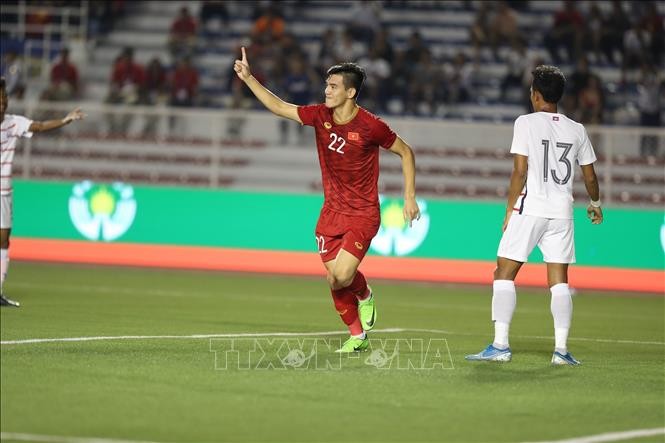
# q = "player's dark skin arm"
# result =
<box><xmin>581</xmin><ymin>163</ymin><xmax>603</xmax><ymax>224</ymax></box>
<box><xmin>29</xmin><ymin>108</ymin><xmax>85</xmax><ymax>132</ymax></box>
<box><xmin>502</xmin><ymin>154</ymin><xmax>528</xmax><ymax>231</ymax></box>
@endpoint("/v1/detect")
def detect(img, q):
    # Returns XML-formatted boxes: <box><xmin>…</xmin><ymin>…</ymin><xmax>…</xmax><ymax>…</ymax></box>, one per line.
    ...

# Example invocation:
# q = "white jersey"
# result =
<box><xmin>1</xmin><ymin>114</ymin><xmax>33</xmax><ymax>196</ymax></box>
<box><xmin>510</xmin><ymin>112</ymin><xmax>596</xmax><ymax>219</ymax></box>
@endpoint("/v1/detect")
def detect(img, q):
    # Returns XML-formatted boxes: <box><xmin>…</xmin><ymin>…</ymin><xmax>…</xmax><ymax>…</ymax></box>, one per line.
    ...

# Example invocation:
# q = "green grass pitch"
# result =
<box><xmin>1</xmin><ymin>262</ymin><xmax>663</xmax><ymax>443</ymax></box>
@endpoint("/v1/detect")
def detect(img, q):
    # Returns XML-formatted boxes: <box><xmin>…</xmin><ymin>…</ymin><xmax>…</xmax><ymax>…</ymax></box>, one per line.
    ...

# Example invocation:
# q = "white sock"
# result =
<box><xmin>353</xmin><ymin>332</ymin><xmax>366</xmax><ymax>340</ymax></box>
<box><xmin>0</xmin><ymin>248</ymin><xmax>8</xmax><ymax>292</ymax></box>
<box><xmin>492</xmin><ymin>280</ymin><xmax>516</xmax><ymax>349</ymax></box>
<box><xmin>551</xmin><ymin>283</ymin><xmax>573</xmax><ymax>353</ymax></box>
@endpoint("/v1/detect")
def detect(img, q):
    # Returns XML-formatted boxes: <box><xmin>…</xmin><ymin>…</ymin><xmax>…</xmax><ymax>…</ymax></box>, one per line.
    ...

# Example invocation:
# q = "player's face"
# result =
<box><xmin>324</xmin><ymin>74</ymin><xmax>352</xmax><ymax>108</ymax></box>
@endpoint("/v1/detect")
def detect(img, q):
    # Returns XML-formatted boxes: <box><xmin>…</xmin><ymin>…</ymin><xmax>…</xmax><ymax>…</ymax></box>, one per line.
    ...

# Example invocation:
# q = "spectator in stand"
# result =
<box><xmin>317</xmin><ymin>27</ymin><xmax>339</xmax><ymax>76</ymax></box>
<box><xmin>105</xmin><ymin>47</ymin><xmax>145</xmax><ymax>134</ymax></box>
<box><xmin>0</xmin><ymin>51</ymin><xmax>24</xmax><ymax>99</ymax></box>
<box><xmin>42</xmin><ymin>48</ymin><xmax>79</xmax><ymax>101</ymax></box>
<box><xmin>169</xmin><ymin>6</ymin><xmax>197</xmax><ymax>59</ymax></box>
<box><xmin>142</xmin><ymin>57</ymin><xmax>168</xmax><ymax>137</ymax></box>
<box><xmin>404</xmin><ymin>31</ymin><xmax>428</xmax><ymax>66</ymax></box>
<box><xmin>279</xmin><ymin>55</ymin><xmax>317</xmax><ymax>144</ymax></box>
<box><xmin>601</xmin><ymin>1</ymin><xmax>631</xmax><ymax>65</ymax></box>
<box><xmin>169</xmin><ymin>56</ymin><xmax>199</xmax><ymax>136</ymax></box>
<box><xmin>489</xmin><ymin>1</ymin><xmax>520</xmax><ymax>59</ymax></box>
<box><xmin>252</xmin><ymin>4</ymin><xmax>285</xmax><ymax>44</ymax></box>
<box><xmin>199</xmin><ymin>1</ymin><xmax>229</xmax><ymax>35</ymax></box>
<box><xmin>622</xmin><ymin>20</ymin><xmax>651</xmax><ymax>77</ymax></box>
<box><xmin>25</xmin><ymin>6</ymin><xmax>52</xmax><ymax>40</ymax></box>
<box><xmin>544</xmin><ymin>0</ymin><xmax>585</xmax><ymax>63</ymax></box>
<box><xmin>500</xmin><ymin>38</ymin><xmax>528</xmax><ymax>102</ymax></box>
<box><xmin>444</xmin><ymin>52</ymin><xmax>474</xmax><ymax>105</ymax></box>
<box><xmin>470</xmin><ymin>2</ymin><xmax>491</xmax><ymax>62</ymax></box>
<box><xmin>334</xmin><ymin>28</ymin><xmax>366</xmax><ymax>63</ymax></box>
<box><xmin>408</xmin><ymin>50</ymin><xmax>442</xmax><ymax>115</ymax></box>
<box><xmin>641</xmin><ymin>2</ymin><xmax>664</xmax><ymax>66</ymax></box>
<box><xmin>576</xmin><ymin>74</ymin><xmax>604</xmax><ymax>125</ymax></box>
<box><xmin>372</xmin><ymin>28</ymin><xmax>395</xmax><ymax>64</ymax></box>
<box><xmin>358</xmin><ymin>47</ymin><xmax>391</xmax><ymax>112</ymax></box>
<box><xmin>563</xmin><ymin>56</ymin><xmax>591</xmax><ymax>114</ymax></box>
<box><xmin>637</xmin><ymin>62</ymin><xmax>663</xmax><ymax>156</ymax></box>
<box><xmin>585</xmin><ymin>3</ymin><xmax>605</xmax><ymax>64</ymax></box>
<box><xmin>347</xmin><ymin>1</ymin><xmax>383</xmax><ymax>45</ymax></box>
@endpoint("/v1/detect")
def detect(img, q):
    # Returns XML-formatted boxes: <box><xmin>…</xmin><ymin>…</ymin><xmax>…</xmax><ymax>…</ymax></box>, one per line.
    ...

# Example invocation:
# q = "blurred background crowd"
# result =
<box><xmin>1</xmin><ymin>0</ymin><xmax>663</xmax><ymax>131</ymax></box>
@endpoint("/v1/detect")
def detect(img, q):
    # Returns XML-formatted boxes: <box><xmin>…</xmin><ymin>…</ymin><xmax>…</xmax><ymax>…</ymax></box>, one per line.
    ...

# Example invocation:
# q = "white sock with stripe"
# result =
<box><xmin>550</xmin><ymin>283</ymin><xmax>573</xmax><ymax>354</ymax></box>
<box><xmin>0</xmin><ymin>248</ymin><xmax>8</xmax><ymax>293</ymax></box>
<box><xmin>491</xmin><ymin>280</ymin><xmax>516</xmax><ymax>349</ymax></box>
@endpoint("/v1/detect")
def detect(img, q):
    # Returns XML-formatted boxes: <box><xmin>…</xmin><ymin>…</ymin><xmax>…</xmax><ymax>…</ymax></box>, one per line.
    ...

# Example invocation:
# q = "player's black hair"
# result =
<box><xmin>0</xmin><ymin>76</ymin><xmax>5</xmax><ymax>94</ymax></box>
<box><xmin>531</xmin><ymin>65</ymin><xmax>566</xmax><ymax>104</ymax></box>
<box><xmin>326</xmin><ymin>62</ymin><xmax>366</xmax><ymax>99</ymax></box>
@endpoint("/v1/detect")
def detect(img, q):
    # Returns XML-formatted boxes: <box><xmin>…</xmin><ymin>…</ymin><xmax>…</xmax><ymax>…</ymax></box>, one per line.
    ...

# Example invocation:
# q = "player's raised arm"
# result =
<box><xmin>580</xmin><ymin>163</ymin><xmax>603</xmax><ymax>224</ymax></box>
<box><xmin>234</xmin><ymin>46</ymin><xmax>301</xmax><ymax>123</ymax></box>
<box><xmin>388</xmin><ymin>136</ymin><xmax>420</xmax><ymax>227</ymax></box>
<box><xmin>29</xmin><ymin>108</ymin><xmax>85</xmax><ymax>132</ymax></box>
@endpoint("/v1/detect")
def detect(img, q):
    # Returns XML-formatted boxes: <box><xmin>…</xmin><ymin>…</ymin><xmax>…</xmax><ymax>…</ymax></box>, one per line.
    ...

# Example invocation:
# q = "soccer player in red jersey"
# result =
<box><xmin>234</xmin><ymin>47</ymin><xmax>420</xmax><ymax>352</ymax></box>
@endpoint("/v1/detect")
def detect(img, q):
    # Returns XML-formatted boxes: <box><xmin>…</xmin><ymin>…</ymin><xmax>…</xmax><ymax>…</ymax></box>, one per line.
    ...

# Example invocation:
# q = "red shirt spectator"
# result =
<box><xmin>170</xmin><ymin>7</ymin><xmax>197</xmax><ymax>38</ymax></box>
<box><xmin>111</xmin><ymin>50</ymin><xmax>145</xmax><ymax>89</ymax></box>
<box><xmin>170</xmin><ymin>58</ymin><xmax>198</xmax><ymax>106</ymax></box>
<box><xmin>50</xmin><ymin>49</ymin><xmax>79</xmax><ymax>92</ymax></box>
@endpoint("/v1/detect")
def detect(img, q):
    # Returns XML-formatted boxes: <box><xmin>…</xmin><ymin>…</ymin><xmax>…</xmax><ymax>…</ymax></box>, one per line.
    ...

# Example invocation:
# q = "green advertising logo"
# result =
<box><xmin>69</xmin><ymin>181</ymin><xmax>136</xmax><ymax>241</ymax></box>
<box><xmin>370</xmin><ymin>196</ymin><xmax>430</xmax><ymax>256</ymax></box>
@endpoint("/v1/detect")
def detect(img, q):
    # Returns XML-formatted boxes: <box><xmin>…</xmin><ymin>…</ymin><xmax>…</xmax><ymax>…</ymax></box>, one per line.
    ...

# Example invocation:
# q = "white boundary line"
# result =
<box><xmin>3</xmin><ymin>428</ymin><xmax>663</xmax><ymax>443</ymax></box>
<box><xmin>1</xmin><ymin>328</ymin><xmax>663</xmax><ymax>346</ymax></box>
<box><xmin>0</xmin><ymin>432</ymin><xmax>162</xmax><ymax>443</ymax></box>
<box><xmin>523</xmin><ymin>427</ymin><xmax>665</xmax><ymax>443</ymax></box>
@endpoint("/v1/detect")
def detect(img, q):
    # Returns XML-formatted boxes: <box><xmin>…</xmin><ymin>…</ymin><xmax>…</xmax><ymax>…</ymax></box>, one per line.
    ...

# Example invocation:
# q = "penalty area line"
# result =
<box><xmin>523</xmin><ymin>427</ymin><xmax>665</xmax><ymax>443</ymax></box>
<box><xmin>1</xmin><ymin>328</ymin><xmax>663</xmax><ymax>346</ymax></box>
<box><xmin>0</xmin><ymin>432</ymin><xmax>163</xmax><ymax>443</ymax></box>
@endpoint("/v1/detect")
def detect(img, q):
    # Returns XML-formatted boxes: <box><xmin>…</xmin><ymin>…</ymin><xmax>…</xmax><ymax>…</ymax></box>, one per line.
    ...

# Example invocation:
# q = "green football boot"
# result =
<box><xmin>335</xmin><ymin>335</ymin><xmax>369</xmax><ymax>353</ymax></box>
<box><xmin>358</xmin><ymin>287</ymin><xmax>376</xmax><ymax>331</ymax></box>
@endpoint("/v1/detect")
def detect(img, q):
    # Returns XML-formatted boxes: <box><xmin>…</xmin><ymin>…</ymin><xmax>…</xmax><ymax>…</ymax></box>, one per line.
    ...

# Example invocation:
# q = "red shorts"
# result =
<box><xmin>314</xmin><ymin>207</ymin><xmax>380</xmax><ymax>263</ymax></box>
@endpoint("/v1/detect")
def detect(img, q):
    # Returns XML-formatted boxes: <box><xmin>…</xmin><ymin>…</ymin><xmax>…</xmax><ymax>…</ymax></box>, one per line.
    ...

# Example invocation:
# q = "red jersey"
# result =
<box><xmin>298</xmin><ymin>104</ymin><xmax>397</xmax><ymax>220</ymax></box>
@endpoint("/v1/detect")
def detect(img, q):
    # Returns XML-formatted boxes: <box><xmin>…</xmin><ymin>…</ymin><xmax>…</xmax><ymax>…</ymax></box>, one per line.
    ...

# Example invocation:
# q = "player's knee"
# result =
<box><xmin>332</xmin><ymin>268</ymin><xmax>354</xmax><ymax>288</ymax></box>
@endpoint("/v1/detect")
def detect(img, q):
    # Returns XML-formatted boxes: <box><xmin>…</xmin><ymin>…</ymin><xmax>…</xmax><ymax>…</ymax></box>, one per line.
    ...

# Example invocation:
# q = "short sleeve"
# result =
<box><xmin>371</xmin><ymin>117</ymin><xmax>397</xmax><ymax>149</ymax></box>
<box><xmin>577</xmin><ymin>127</ymin><xmax>597</xmax><ymax>165</ymax></box>
<box><xmin>509</xmin><ymin>116</ymin><xmax>528</xmax><ymax>156</ymax></box>
<box><xmin>14</xmin><ymin>115</ymin><xmax>33</xmax><ymax>139</ymax></box>
<box><xmin>297</xmin><ymin>104</ymin><xmax>321</xmax><ymax>127</ymax></box>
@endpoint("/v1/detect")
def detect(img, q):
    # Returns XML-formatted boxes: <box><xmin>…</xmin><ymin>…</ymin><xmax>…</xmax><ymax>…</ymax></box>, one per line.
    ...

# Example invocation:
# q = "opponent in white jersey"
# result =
<box><xmin>0</xmin><ymin>77</ymin><xmax>85</xmax><ymax>307</ymax></box>
<box><xmin>466</xmin><ymin>65</ymin><xmax>603</xmax><ymax>366</ymax></box>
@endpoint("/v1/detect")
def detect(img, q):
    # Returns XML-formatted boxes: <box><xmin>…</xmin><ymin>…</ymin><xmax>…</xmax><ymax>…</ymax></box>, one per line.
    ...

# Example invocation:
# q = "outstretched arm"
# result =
<box><xmin>388</xmin><ymin>136</ymin><xmax>420</xmax><ymax>227</ymax></box>
<box><xmin>581</xmin><ymin>163</ymin><xmax>603</xmax><ymax>224</ymax></box>
<box><xmin>503</xmin><ymin>154</ymin><xmax>528</xmax><ymax>231</ymax></box>
<box><xmin>234</xmin><ymin>47</ymin><xmax>301</xmax><ymax>123</ymax></box>
<box><xmin>29</xmin><ymin>108</ymin><xmax>85</xmax><ymax>133</ymax></box>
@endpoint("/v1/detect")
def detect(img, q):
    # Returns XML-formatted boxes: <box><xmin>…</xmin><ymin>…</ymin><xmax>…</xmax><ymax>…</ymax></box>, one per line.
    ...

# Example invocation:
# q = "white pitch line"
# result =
<box><xmin>523</xmin><ymin>427</ymin><xmax>665</xmax><ymax>443</ymax></box>
<box><xmin>1</xmin><ymin>328</ymin><xmax>663</xmax><ymax>346</ymax></box>
<box><xmin>0</xmin><ymin>432</ymin><xmax>163</xmax><ymax>443</ymax></box>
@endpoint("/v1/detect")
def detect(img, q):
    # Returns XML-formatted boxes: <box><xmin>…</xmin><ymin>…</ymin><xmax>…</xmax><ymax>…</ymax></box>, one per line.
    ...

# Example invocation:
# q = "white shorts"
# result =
<box><xmin>0</xmin><ymin>194</ymin><xmax>12</xmax><ymax>229</ymax></box>
<box><xmin>497</xmin><ymin>213</ymin><xmax>575</xmax><ymax>264</ymax></box>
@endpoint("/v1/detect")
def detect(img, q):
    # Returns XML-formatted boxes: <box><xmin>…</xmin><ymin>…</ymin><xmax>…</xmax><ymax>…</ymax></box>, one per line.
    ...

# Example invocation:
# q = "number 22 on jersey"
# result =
<box><xmin>328</xmin><ymin>133</ymin><xmax>346</xmax><ymax>154</ymax></box>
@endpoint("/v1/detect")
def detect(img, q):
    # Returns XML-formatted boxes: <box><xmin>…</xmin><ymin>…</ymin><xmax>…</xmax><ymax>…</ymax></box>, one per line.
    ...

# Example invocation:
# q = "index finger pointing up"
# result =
<box><xmin>241</xmin><ymin>46</ymin><xmax>247</xmax><ymax>63</ymax></box>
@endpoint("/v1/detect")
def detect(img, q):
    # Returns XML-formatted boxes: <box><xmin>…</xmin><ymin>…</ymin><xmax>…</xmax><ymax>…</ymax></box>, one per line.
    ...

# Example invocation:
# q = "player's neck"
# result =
<box><xmin>332</xmin><ymin>101</ymin><xmax>359</xmax><ymax>125</ymax></box>
<box><xmin>537</xmin><ymin>103</ymin><xmax>558</xmax><ymax>113</ymax></box>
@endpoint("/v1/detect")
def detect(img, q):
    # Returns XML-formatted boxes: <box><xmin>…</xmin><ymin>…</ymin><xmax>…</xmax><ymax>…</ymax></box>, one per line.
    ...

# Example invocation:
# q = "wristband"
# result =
<box><xmin>589</xmin><ymin>199</ymin><xmax>601</xmax><ymax>208</ymax></box>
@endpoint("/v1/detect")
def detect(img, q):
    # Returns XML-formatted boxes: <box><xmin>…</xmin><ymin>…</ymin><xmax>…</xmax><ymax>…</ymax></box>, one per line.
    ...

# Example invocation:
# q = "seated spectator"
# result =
<box><xmin>0</xmin><ymin>51</ymin><xmax>24</xmax><ymax>99</ymax></box>
<box><xmin>601</xmin><ymin>1</ymin><xmax>631</xmax><ymax>65</ymax></box>
<box><xmin>169</xmin><ymin>6</ymin><xmax>197</xmax><ymax>59</ymax></box>
<box><xmin>347</xmin><ymin>1</ymin><xmax>382</xmax><ymax>45</ymax></box>
<box><xmin>42</xmin><ymin>48</ymin><xmax>79</xmax><ymax>101</ymax></box>
<box><xmin>280</xmin><ymin>55</ymin><xmax>317</xmax><ymax>144</ymax></box>
<box><xmin>170</xmin><ymin>56</ymin><xmax>199</xmax><ymax>107</ymax></box>
<box><xmin>106</xmin><ymin>47</ymin><xmax>145</xmax><ymax>134</ymax></box>
<box><xmin>544</xmin><ymin>0</ymin><xmax>585</xmax><ymax>63</ymax></box>
<box><xmin>641</xmin><ymin>2</ymin><xmax>664</xmax><ymax>66</ymax></box>
<box><xmin>199</xmin><ymin>1</ymin><xmax>229</xmax><ymax>34</ymax></box>
<box><xmin>637</xmin><ymin>62</ymin><xmax>663</xmax><ymax>156</ymax></box>
<box><xmin>576</xmin><ymin>74</ymin><xmax>604</xmax><ymax>125</ymax></box>
<box><xmin>252</xmin><ymin>4</ymin><xmax>285</xmax><ymax>44</ymax></box>
<box><xmin>443</xmin><ymin>52</ymin><xmax>474</xmax><ymax>105</ymax></box>
<box><xmin>142</xmin><ymin>57</ymin><xmax>168</xmax><ymax>137</ymax></box>
<box><xmin>358</xmin><ymin>47</ymin><xmax>391</xmax><ymax>112</ymax></box>
<box><xmin>500</xmin><ymin>38</ymin><xmax>528</xmax><ymax>102</ymax></box>
<box><xmin>489</xmin><ymin>1</ymin><xmax>520</xmax><ymax>58</ymax></box>
<box><xmin>469</xmin><ymin>2</ymin><xmax>491</xmax><ymax>61</ymax></box>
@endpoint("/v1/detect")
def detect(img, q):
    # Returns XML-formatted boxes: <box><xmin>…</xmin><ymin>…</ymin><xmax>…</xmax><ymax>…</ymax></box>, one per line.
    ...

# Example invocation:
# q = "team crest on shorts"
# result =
<box><xmin>324</xmin><ymin>122</ymin><xmax>332</xmax><ymax>129</ymax></box>
<box><xmin>355</xmin><ymin>242</ymin><xmax>364</xmax><ymax>250</ymax></box>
